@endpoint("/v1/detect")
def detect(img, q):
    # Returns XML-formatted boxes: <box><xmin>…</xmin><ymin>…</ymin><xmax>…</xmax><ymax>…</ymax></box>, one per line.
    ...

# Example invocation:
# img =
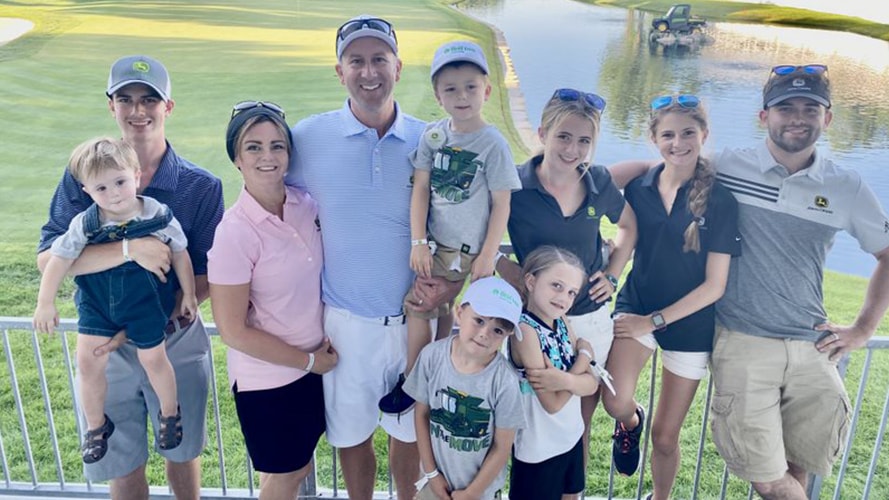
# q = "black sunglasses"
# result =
<box><xmin>231</xmin><ymin>101</ymin><xmax>285</xmax><ymax>119</ymax></box>
<box><xmin>336</xmin><ymin>17</ymin><xmax>397</xmax><ymax>44</ymax></box>
<box><xmin>551</xmin><ymin>88</ymin><xmax>606</xmax><ymax>112</ymax></box>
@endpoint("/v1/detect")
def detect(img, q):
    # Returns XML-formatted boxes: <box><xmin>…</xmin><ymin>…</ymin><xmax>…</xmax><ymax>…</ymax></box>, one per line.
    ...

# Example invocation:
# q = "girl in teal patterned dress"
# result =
<box><xmin>508</xmin><ymin>246</ymin><xmax>599</xmax><ymax>500</ymax></box>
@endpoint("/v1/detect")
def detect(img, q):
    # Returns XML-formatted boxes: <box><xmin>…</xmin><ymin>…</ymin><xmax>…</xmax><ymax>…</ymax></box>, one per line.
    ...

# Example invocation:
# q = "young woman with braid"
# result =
<box><xmin>601</xmin><ymin>95</ymin><xmax>741</xmax><ymax>499</ymax></box>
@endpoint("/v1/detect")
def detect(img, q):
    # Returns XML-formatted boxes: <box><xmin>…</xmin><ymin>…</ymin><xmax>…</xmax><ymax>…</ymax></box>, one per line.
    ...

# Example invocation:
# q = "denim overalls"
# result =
<box><xmin>75</xmin><ymin>203</ymin><xmax>179</xmax><ymax>349</ymax></box>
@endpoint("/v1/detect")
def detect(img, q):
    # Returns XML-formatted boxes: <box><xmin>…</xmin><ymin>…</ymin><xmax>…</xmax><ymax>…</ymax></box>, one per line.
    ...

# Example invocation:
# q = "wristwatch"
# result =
<box><xmin>604</xmin><ymin>273</ymin><xmax>619</xmax><ymax>290</ymax></box>
<box><xmin>651</xmin><ymin>311</ymin><xmax>667</xmax><ymax>332</ymax></box>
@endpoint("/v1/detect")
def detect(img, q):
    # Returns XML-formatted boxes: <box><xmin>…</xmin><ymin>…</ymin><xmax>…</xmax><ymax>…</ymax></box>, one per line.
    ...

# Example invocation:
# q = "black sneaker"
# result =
<box><xmin>379</xmin><ymin>373</ymin><xmax>415</xmax><ymax>415</ymax></box>
<box><xmin>612</xmin><ymin>405</ymin><xmax>645</xmax><ymax>476</ymax></box>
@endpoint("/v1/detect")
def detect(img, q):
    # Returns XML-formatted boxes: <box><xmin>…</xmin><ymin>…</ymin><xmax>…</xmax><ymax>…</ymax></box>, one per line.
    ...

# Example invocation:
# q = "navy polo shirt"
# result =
<box><xmin>508</xmin><ymin>155</ymin><xmax>625</xmax><ymax>315</ymax></box>
<box><xmin>615</xmin><ymin>164</ymin><xmax>741</xmax><ymax>352</ymax></box>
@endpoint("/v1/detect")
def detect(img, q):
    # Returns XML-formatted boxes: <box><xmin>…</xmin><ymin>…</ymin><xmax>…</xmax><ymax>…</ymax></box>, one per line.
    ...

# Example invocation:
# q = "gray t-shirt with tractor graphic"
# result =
<box><xmin>404</xmin><ymin>336</ymin><xmax>524</xmax><ymax>499</ymax></box>
<box><xmin>410</xmin><ymin>118</ymin><xmax>521</xmax><ymax>253</ymax></box>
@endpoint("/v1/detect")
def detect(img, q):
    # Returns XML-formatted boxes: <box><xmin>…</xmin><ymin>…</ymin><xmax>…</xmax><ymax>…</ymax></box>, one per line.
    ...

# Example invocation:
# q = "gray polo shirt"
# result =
<box><xmin>715</xmin><ymin>143</ymin><xmax>889</xmax><ymax>341</ymax></box>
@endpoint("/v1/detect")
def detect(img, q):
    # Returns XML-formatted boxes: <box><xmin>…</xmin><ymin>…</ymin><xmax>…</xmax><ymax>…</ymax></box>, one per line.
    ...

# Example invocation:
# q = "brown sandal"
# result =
<box><xmin>157</xmin><ymin>407</ymin><xmax>182</xmax><ymax>450</ymax></box>
<box><xmin>82</xmin><ymin>415</ymin><xmax>115</xmax><ymax>464</ymax></box>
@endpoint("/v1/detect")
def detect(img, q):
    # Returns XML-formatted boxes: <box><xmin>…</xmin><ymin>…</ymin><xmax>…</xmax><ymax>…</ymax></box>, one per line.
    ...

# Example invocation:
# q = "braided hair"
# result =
<box><xmin>649</xmin><ymin>103</ymin><xmax>713</xmax><ymax>253</ymax></box>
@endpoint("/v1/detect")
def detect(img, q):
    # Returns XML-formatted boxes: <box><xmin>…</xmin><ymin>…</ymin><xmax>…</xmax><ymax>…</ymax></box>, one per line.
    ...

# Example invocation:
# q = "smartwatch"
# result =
<box><xmin>651</xmin><ymin>311</ymin><xmax>667</xmax><ymax>332</ymax></box>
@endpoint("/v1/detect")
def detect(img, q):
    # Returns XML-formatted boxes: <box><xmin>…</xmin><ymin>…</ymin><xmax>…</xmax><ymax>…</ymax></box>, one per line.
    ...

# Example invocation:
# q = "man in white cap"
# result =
<box><xmin>38</xmin><ymin>55</ymin><xmax>224</xmax><ymax>499</ymax></box>
<box><xmin>286</xmin><ymin>14</ymin><xmax>463</xmax><ymax>500</ymax></box>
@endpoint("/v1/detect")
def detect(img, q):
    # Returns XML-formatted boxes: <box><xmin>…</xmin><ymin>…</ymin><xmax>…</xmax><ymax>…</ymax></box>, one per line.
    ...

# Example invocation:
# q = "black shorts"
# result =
<box><xmin>232</xmin><ymin>374</ymin><xmax>325</xmax><ymax>473</ymax></box>
<box><xmin>508</xmin><ymin>438</ymin><xmax>584</xmax><ymax>500</ymax></box>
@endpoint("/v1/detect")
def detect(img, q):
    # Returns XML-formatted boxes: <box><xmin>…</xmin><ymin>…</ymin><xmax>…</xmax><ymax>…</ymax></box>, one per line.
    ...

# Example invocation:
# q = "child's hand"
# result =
<box><xmin>469</xmin><ymin>254</ymin><xmax>494</xmax><ymax>282</ymax></box>
<box><xmin>427</xmin><ymin>474</ymin><xmax>451</xmax><ymax>500</ymax></box>
<box><xmin>526</xmin><ymin>357</ymin><xmax>571</xmax><ymax>392</ymax></box>
<box><xmin>33</xmin><ymin>303</ymin><xmax>59</xmax><ymax>334</ymax></box>
<box><xmin>452</xmin><ymin>489</ymin><xmax>482</xmax><ymax>500</ymax></box>
<box><xmin>179</xmin><ymin>295</ymin><xmax>198</xmax><ymax>321</ymax></box>
<box><xmin>410</xmin><ymin>244</ymin><xmax>433</xmax><ymax>279</ymax></box>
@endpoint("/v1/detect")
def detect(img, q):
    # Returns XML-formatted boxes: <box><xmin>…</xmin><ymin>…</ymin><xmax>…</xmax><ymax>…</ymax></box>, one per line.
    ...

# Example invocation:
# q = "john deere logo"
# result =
<box><xmin>133</xmin><ymin>61</ymin><xmax>150</xmax><ymax>73</ymax></box>
<box><xmin>814</xmin><ymin>196</ymin><xmax>829</xmax><ymax>208</ymax></box>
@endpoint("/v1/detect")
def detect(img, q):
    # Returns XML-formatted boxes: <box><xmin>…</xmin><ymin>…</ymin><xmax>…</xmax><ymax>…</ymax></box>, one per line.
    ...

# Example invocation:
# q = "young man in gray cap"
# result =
<box><xmin>37</xmin><ymin>55</ymin><xmax>223</xmax><ymax>499</ymax></box>
<box><xmin>612</xmin><ymin>64</ymin><xmax>889</xmax><ymax>500</ymax></box>
<box><xmin>286</xmin><ymin>14</ymin><xmax>462</xmax><ymax>500</ymax></box>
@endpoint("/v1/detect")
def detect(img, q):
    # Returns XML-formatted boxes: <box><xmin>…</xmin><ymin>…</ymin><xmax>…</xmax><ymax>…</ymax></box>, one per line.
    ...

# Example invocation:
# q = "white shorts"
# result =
<box><xmin>567</xmin><ymin>306</ymin><xmax>614</xmax><ymax>368</ymax></box>
<box><xmin>633</xmin><ymin>333</ymin><xmax>709</xmax><ymax>381</ymax></box>
<box><xmin>322</xmin><ymin>306</ymin><xmax>417</xmax><ymax>448</ymax></box>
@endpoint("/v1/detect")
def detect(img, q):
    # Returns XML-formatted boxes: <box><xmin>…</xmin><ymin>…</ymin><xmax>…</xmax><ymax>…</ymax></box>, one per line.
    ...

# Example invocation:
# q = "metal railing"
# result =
<box><xmin>0</xmin><ymin>316</ymin><xmax>886</xmax><ymax>499</ymax></box>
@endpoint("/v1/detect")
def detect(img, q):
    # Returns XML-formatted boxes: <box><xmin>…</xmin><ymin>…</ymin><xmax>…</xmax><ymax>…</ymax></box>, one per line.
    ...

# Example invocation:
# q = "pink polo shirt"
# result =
<box><xmin>208</xmin><ymin>185</ymin><xmax>323</xmax><ymax>391</ymax></box>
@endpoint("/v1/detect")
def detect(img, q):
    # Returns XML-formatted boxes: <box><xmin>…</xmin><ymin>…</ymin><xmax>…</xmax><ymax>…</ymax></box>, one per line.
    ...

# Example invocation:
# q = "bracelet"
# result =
<box><xmin>493</xmin><ymin>251</ymin><xmax>506</xmax><ymax>269</ymax></box>
<box><xmin>411</xmin><ymin>238</ymin><xmax>429</xmax><ymax>247</ymax></box>
<box><xmin>305</xmin><ymin>352</ymin><xmax>315</xmax><ymax>373</ymax></box>
<box><xmin>424</xmin><ymin>469</ymin><xmax>440</xmax><ymax>480</ymax></box>
<box><xmin>122</xmin><ymin>239</ymin><xmax>133</xmax><ymax>262</ymax></box>
<box><xmin>578</xmin><ymin>348</ymin><xmax>594</xmax><ymax>361</ymax></box>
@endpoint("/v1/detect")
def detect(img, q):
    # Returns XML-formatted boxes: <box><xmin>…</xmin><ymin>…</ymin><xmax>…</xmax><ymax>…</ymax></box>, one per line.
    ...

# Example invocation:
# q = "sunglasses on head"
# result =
<box><xmin>231</xmin><ymin>101</ymin><xmax>285</xmax><ymax>119</ymax></box>
<box><xmin>552</xmin><ymin>88</ymin><xmax>606</xmax><ymax>112</ymax></box>
<box><xmin>336</xmin><ymin>17</ymin><xmax>397</xmax><ymax>44</ymax></box>
<box><xmin>770</xmin><ymin>64</ymin><xmax>828</xmax><ymax>77</ymax></box>
<box><xmin>650</xmin><ymin>94</ymin><xmax>701</xmax><ymax>111</ymax></box>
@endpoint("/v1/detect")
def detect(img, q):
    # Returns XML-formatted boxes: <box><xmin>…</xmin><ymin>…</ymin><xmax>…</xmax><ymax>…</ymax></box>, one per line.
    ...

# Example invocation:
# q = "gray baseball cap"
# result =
<box><xmin>106</xmin><ymin>55</ymin><xmax>171</xmax><ymax>101</ymax></box>
<box><xmin>430</xmin><ymin>40</ymin><xmax>489</xmax><ymax>81</ymax></box>
<box><xmin>335</xmin><ymin>15</ymin><xmax>398</xmax><ymax>60</ymax></box>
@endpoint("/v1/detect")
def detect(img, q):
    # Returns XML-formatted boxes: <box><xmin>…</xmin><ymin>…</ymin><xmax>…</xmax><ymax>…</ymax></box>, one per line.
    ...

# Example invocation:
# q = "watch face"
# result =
<box><xmin>652</xmin><ymin>312</ymin><xmax>667</xmax><ymax>329</ymax></box>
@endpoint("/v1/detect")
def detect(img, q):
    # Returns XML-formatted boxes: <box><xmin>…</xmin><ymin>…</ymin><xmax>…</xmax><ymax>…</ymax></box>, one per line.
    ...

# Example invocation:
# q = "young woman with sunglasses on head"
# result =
<box><xmin>209</xmin><ymin>102</ymin><xmax>338</xmax><ymax>499</ymax></box>
<box><xmin>496</xmin><ymin>88</ymin><xmax>637</xmax><ymax>477</ymax></box>
<box><xmin>601</xmin><ymin>95</ymin><xmax>740</xmax><ymax>499</ymax></box>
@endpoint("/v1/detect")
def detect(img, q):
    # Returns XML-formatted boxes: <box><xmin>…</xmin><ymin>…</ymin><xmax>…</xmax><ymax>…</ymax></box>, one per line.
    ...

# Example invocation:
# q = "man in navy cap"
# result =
<box><xmin>37</xmin><ymin>55</ymin><xmax>223</xmax><ymax>499</ymax></box>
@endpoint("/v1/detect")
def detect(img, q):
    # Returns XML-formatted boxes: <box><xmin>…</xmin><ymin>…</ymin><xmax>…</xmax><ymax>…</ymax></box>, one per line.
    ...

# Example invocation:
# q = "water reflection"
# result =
<box><xmin>460</xmin><ymin>0</ymin><xmax>889</xmax><ymax>277</ymax></box>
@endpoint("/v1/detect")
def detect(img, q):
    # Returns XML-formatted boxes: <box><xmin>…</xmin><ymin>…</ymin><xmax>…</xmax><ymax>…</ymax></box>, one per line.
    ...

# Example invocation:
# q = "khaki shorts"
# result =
<box><xmin>404</xmin><ymin>244</ymin><xmax>476</xmax><ymax>320</ymax></box>
<box><xmin>709</xmin><ymin>325</ymin><xmax>851</xmax><ymax>483</ymax></box>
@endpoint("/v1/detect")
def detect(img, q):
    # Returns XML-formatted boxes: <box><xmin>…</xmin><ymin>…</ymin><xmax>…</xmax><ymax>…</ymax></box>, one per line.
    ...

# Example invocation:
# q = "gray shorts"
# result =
<box><xmin>81</xmin><ymin>318</ymin><xmax>211</xmax><ymax>481</ymax></box>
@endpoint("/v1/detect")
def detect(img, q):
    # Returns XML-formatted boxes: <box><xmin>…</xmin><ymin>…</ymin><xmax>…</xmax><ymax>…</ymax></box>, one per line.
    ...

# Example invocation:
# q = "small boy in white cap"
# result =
<box><xmin>380</xmin><ymin>40</ymin><xmax>521</xmax><ymax>415</ymax></box>
<box><xmin>403</xmin><ymin>276</ymin><xmax>525</xmax><ymax>500</ymax></box>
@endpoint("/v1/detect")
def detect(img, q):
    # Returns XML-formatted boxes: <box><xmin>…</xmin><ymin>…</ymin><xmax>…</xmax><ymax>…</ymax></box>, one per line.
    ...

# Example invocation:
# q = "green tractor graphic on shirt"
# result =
<box><xmin>431</xmin><ymin>146</ymin><xmax>481</xmax><ymax>203</ymax></box>
<box><xmin>430</xmin><ymin>386</ymin><xmax>491</xmax><ymax>438</ymax></box>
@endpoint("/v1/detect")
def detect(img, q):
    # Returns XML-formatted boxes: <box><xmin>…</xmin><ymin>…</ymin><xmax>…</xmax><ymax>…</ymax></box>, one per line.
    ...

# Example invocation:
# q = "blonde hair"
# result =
<box><xmin>539</xmin><ymin>95</ymin><xmax>602</xmax><ymax>152</ymax></box>
<box><xmin>649</xmin><ymin>103</ymin><xmax>714</xmax><ymax>253</ymax></box>
<box><xmin>67</xmin><ymin>137</ymin><xmax>139</xmax><ymax>183</ymax></box>
<box><xmin>520</xmin><ymin>245</ymin><xmax>587</xmax><ymax>304</ymax></box>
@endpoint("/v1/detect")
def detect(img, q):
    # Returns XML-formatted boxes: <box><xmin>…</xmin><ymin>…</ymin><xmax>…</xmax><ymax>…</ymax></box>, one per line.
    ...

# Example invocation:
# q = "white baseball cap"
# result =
<box><xmin>460</xmin><ymin>276</ymin><xmax>523</xmax><ymax>338</ymax></box>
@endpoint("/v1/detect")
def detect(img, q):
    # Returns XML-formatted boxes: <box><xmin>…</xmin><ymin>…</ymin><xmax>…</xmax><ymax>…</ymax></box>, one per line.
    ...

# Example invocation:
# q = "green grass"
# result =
<box><xmin>0</xmin><ymin>0</ymin><xmax>887</xmax><ymax>497</ymax></box>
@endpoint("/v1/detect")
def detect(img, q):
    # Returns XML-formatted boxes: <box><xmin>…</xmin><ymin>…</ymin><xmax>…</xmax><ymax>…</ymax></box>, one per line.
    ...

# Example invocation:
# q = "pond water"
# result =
<box><xmin>460</xmin><ymin>0</ymin><xmax>889</xmax><ymax>278</ymax></box>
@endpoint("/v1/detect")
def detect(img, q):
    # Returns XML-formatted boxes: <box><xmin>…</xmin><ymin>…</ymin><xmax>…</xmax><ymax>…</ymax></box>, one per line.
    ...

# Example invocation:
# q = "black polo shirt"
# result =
<box><xmin>508</xmin><ymin>155</ymin><xmax>626</xmax><ymax>315</ymax></box>
<box><xmin>615</xmin><ymin>164</ymin><xmax>741</xmax><ymax>352</ymax></box>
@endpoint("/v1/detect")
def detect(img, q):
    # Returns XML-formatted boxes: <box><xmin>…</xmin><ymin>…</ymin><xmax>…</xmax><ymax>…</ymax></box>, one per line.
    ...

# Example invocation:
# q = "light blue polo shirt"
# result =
<box><xmin>715</xmin><ymin>142</ymin><xmax>889</xmax><ymax>341</ymax></box>
<box><xmin>287</xmin><ymin>100</ymin><xmax>426</xmax><ymax>318</ymax></box>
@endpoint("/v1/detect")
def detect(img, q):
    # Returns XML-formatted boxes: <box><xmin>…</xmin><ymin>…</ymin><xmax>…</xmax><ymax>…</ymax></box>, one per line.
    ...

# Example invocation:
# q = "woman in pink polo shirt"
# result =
<box><xmin>208</xmin><ymin>101</ymin><xmax>338</xmax><ymax>498</ymax></box>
